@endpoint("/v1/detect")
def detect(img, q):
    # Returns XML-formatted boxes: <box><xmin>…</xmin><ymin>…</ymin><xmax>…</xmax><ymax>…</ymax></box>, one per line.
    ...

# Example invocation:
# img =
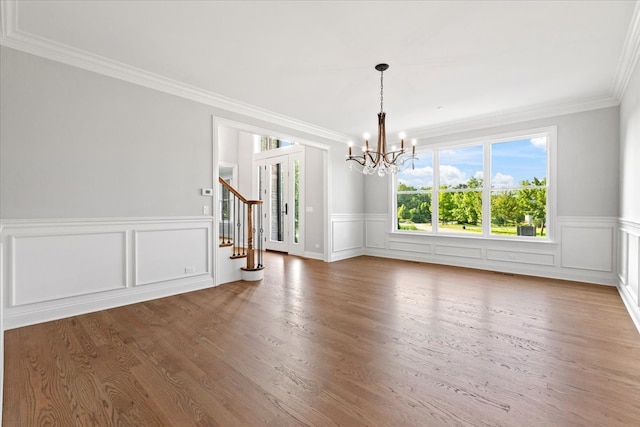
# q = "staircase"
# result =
<box><xmin>218</xmin><ymin>177</ymin><xmax>265</xmax><ymax>282</ymax></box>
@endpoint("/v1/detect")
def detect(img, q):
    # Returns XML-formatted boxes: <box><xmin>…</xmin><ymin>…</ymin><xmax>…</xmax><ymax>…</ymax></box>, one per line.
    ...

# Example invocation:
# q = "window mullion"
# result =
<box><xmin>433</xmin><ymin>150</ymin><xmax>439</xmax><ymax>233</ymax></box>
<box><xmin>483</xmin><ymin>142</ymin><xmax>491</xmax><ymax>236</ymax></box>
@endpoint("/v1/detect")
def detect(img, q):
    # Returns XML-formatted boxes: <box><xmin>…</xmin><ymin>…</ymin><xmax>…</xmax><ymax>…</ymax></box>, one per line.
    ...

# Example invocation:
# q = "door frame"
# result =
<box><xmin>212</xmin><ymin>117</ymin><xmax>330</xmax><ymax>265</ymax></box>
<box><xmin>254</xmin><ymin>144</ymin><xmax>305</xmax><ymax>257</ymax></box>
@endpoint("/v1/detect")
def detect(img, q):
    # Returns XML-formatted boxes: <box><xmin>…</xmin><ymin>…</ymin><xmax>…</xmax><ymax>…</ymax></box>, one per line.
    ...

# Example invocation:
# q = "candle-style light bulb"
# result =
<box><xmin>348</xmin><ymin>141</ymin><xmax>353</xmax><ymax>157</ymax></box>
<box><xmin>412</xmin><ymin>139</ymin><xmax>417</xmax><ymax>155</ymax></box>
<box><xmin>363</xmin><ymin>132</ymin><xmax>370</xmax><ymax>151</ymax></box>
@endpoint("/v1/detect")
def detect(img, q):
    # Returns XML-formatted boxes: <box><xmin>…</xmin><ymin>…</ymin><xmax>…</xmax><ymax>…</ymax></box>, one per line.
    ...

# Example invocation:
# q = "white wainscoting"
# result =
<box><xmin>364</xmin><ymin>214</ymin><xmax>618</xmax><ymax>286</ymax></box>
<box><xmin>618</xmin><ymin>218</ymin><xmax>640</xmax><ymax>333</ymax></box>
<box><xmin>1</xmin><ymin>217</ymin><xmax>214</xmax><ymax>329</ymax></box>
<box><xmin>365</xmin><ymin>214</ymin><xmax>387</xmax><ymax>249</ymax></box>
<box><xmin>330</xmin><ymin>214</ymin><xmax>364</xmax><ymax>261</ymax></box>
<box><xmin>135</xmin><ymin>227</ymin><xmax>210</xmax><ymax>286</ymax></box>
<box><xmin>11</xmin><ymin>231</ymin><xmax>128</xmax><ymax>306</ymax></box>
<box><xmin>561</xmin><ymin>225</ymin><xmax>613</xmax><ymax>272</ymax></box>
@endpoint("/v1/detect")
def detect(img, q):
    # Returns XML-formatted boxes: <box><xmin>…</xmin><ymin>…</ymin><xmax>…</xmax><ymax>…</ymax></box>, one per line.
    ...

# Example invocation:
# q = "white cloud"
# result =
<box><xmin>474</xmin><ymin>171</ymin><xmax>484</xmax><ymax>180</ymax></box>
<box><xmin>399</xmin><ymin>165</ymin><xmax>433</xmax><ymax>188</ymax></box>
<box><xmin>492</xmin><ymin>172</ymin><xmax>515</xmax><ymax>188</ymax></box>
<box><xmin>530</xmin><ymin>137</ymin><xmax>547</xmax><ymax>151</ymax></box>
<box><xmin>403</xmin><ymin>165</ymin><xmax>433</xmax><ymax>177</ymax></box>
<box><xmin>439</xmin><ymin>164</ymin><xmax>467</xmax><ymax>187</ymax></box>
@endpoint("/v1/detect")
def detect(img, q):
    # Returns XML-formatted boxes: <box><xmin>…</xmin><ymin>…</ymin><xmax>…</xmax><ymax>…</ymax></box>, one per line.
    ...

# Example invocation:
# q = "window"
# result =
<box><xmin>397</xmin><ymin>152</ymin><xmax>433</xmax><ymax>231</ymax></box>
<box><xmin>438</xmin><ymin>145</ymin><xmax>483</xmax><ymax>235</ymax></box>
<box><xmin>260</xmin><ymin>136</ymin><xmax>295</xmax><ymax>152</ymax></box>
<box><xmin>490</xmin><ymin>138</ymin><xmax>548</xmax><ymax>237</ymax></box>
<box><xmin>394</xmin><ymin>128</ymin><xmax>553</xmax><ymax>239</ymax></box>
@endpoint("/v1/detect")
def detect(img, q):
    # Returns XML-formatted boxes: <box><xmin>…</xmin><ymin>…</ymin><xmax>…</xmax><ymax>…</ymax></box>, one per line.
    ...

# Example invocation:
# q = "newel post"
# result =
<box><xmin>247</xmin><ymin>202</ymin><xmax>255</xmax><ymax>270</ymax></box>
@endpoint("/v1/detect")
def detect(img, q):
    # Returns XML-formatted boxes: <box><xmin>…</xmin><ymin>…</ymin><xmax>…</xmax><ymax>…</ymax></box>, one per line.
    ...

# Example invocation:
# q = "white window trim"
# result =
<box><xmin>390</xmin><ymin>125</ymin><xmax>557</xmax><ymax>242</ymax></box>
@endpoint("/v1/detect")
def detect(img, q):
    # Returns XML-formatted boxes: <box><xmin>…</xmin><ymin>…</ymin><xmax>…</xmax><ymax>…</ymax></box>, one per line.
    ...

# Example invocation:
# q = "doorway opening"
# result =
<box><xmin>255</xmin><ymin>143</ymin><xmax>304</xmax><ymax>256</ymax></box>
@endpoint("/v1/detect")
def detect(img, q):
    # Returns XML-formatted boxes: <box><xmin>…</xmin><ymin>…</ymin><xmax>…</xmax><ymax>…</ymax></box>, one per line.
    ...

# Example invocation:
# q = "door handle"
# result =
<box><xmin>285</xmin><ymin>203</ymin><xmax>288</xmax><ymax>215</ymax></box>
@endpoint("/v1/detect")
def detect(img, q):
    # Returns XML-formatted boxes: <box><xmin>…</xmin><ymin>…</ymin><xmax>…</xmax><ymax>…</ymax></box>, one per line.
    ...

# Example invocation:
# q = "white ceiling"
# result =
<box><xmin>4</xmin><ymin>1</ymin><xmax>639</xmax><ymax>141</ymax></box>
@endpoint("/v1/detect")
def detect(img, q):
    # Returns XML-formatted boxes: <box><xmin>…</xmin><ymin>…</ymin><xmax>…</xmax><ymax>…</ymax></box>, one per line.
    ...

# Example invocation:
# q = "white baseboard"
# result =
<box><xmin>303</xmin><ymin>251</ymin><xmax>325</xmax><ymax>261</ymax></box>
<box><xmin>4</xmin><ymin>276</ymin><xmax>214</xmax><ymax>330</ymax></box>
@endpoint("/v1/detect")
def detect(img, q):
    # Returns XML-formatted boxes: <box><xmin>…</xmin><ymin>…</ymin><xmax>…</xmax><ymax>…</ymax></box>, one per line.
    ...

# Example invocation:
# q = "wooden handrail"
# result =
<box><xmin>218</xmin><ymin>177</ymin><xmax>262</xmax><ymax>206</ymax></box>
<box><xmin>218</xmin><ymin>176</ymin><xmax>264</xmax><ymax>272</ymax></box>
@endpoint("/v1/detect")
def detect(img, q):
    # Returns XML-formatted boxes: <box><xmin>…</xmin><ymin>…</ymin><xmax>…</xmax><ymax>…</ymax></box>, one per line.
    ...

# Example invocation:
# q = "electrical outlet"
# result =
<box><xmin>185</xmin><ymin>266</ymin><xmax>196</xmax><ymax>274</ymax></box>
<box><xmin>203</xmin><ymin>205</ymin><xmax>210</xmax><ymax>215</ymax></box>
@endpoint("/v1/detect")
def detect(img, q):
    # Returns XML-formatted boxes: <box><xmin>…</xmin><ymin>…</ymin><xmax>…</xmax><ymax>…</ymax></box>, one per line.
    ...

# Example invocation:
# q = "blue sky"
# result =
<box><xmin>398</xmin><ymin>137</ymin><xmax>547</xmax><ymax>189</ymax></box>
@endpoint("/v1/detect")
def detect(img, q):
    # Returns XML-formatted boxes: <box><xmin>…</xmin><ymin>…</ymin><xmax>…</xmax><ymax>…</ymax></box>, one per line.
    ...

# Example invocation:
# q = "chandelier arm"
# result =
<box><xmin>368</xmin><ymin>150</ymin><xmax>382</xmax><ymax>165</ymax></box>
<box><xmin>346</xmin><ymin>156</ymin><xmax>366</xmax><ymax>167</ymax></box>
<box><xmin>383</xmin><ymin>152</ymin><xmax>401</xmax><ymax>165</ymax></box>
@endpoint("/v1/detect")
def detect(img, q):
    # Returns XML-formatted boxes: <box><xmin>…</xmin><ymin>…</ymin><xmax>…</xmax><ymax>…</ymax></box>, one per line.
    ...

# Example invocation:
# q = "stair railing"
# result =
<box><xmin>219</xmin><ymin>177</ymin><xmax>264</xmax><ymax>271</ymax></box>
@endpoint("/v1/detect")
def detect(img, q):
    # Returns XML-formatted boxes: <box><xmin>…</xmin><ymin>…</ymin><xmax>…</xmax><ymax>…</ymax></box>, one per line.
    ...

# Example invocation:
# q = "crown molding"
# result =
<box><xmin>408</xmin><ymin>96</ymin><xmax>619</xmax><ymax>140</ymax></box>
<box><xmin>612</xmin><ymin>0</ymin><xmax>640</xmax><ymax>101</ymax></box>
<box><xmin>0</xmin><ymin>1</ymin><xmax>351</xmax><ymax>144</ymax></box>
<box><xmin>0</xmin><ymin>0</ymin><xmax>632</xmax><ymax>145</ymax></box>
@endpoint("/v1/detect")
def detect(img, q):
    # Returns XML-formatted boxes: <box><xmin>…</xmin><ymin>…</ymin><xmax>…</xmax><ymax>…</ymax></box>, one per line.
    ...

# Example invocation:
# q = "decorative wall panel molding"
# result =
<box><xmin>618</xmin><ymin>217</ymin><xmax>640</xmax><ymax>333</ymax></box>
<box><xmin>330</xmin><ymin>214</ymin><xmax>364</xmax><ymax>261</ymax></box>
<box><xmin>560</xmin><ymin>226</ymin><xmax>613</xmax><ymax>272</ymax></box>
<box><xmin>1</xmin><ymin>217</ymin><xmax>214</xmax><ymax>329</ymax></box>
<box><xmin>618</xmin><ymin>217</ymin><xmax>640</xmax><ymax>332</ymax></box>
<box><xmin>10</xmin><ymin>231</ymin><xmax>127</xmax><ymax>306</ymax></box>
<box><xmin>434</xmin><ymin>245</ymin><xmax>483</xmax><ymax>259</ymax></box>
<box><xmin>486</xmin><ymin>249</ymin><xmax>555</xmax><ymax>266</ymax></box>
<box><xmin>365</xmin><ymin>214</ymin><xmax>387</xmax><ymax>249</ymax></box>
<box><xmin>134</xmin><ymin>227</ymin><xmax>210</xmax><ymax>286</ymax></box>
<box><xmin>365</xmin><ymin>215</ymin><xmax>618</xmax><ymax>285</ymax></box>
<box><xmin>388</xmin><ymin>241</ymin><xmax>432</xmax><ymax>254</ymax></box>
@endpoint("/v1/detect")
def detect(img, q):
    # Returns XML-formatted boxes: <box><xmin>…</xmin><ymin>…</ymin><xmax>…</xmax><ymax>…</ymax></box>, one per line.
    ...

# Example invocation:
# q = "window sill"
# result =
<box><xmin>389</xmin><ymin>230</ymin><xmax>557</xmax><ymax>245</ymax></box>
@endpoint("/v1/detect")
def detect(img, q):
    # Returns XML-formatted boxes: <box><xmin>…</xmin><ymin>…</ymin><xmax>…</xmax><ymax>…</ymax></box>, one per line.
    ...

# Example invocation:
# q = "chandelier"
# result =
<box><xmin>346</xmin><ymin>63</ymin><xmax>417</xmax><ymax>176</ymax></box>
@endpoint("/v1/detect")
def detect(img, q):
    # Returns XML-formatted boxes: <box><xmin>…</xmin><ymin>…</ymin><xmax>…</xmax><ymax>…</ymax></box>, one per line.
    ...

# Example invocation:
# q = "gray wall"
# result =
<box><xmin>620</xmin><ymin>58</ymin><xmax>640</xmax><ymax>221</ymax></box>
<box><xmin>1</xmin><ymin>46</ymin><xmax>213</xmax><ymax>219</ymax></box>
<box><xmin>364</xmin><ymin>106</ymin><xmax>620</xmax><ymax>218</ymax></box>
<box><xmin>219</xmin><ymin>127</ymin><xmax>239</xmax><ymax>167</ymax></box>
<box><xmin>304</xmin><ymin>145</ymin><xmax>325</xmax><ymax>253</ymax></box>
<box><xmin>330</xmin><ymin>143</ymin><xmax>364</xmax><ymax>214</ymax></box>
<box><xmin>1</xmin><ymin>46</ymin><xmax>364</xmax><ymax>224</ymax></box>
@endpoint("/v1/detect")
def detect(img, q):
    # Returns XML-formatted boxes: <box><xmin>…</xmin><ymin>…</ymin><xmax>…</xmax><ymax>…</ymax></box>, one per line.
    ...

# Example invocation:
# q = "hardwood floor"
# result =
<box><xmin>4</xmin><ymin>253</ymin><xmax>640</xmax><ymax>426</ymax></box>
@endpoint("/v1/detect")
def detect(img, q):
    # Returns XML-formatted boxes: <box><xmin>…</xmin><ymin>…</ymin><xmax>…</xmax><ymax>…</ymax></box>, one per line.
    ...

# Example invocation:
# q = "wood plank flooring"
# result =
<box><xmin>4</xmin><ymin>253</ymin><xmax>640</xmax><ymax>426</ymax></box>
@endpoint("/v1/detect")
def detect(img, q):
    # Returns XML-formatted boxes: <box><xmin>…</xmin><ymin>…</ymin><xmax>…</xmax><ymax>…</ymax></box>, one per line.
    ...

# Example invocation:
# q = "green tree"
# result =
<box><xmin>397</xmin><ymin>204</ymin><xmax>409</xmax><ymax>220</ymax></box>
<box><xmin>491</xmin><ymin>190</ymin><xmax>520</xmax><ymax>225</ymax></box>
<box><xmin>439</xmin><ymin>189</ymin><xmax>456</xmax><ymax>224</ymax></box>
<box><xmin>517</xmin><ymin>177</ymin><xmax>547</xmax><ymax>236</ymax></box>
<box><xmin>443</xmin><ymin>177</ymin><xmax>483</xmax><ymax>225</ymax></box>
<box><xmin>397</xmin><ymin>183</ymin><xmax>432</xmax><ymax>226</ymax></box>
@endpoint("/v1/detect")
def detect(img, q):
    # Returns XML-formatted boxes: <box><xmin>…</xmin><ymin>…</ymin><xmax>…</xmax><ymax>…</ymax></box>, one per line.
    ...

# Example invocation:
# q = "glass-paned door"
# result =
<box><xmin>265</xmin><ymin>156</ymin><xmax>289</xmax><ymax>252</ymax></box>
<box><xmin>257</xmin><ymin>150</ymin><xmax>304</xmax><ymax>255</ymax></box>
